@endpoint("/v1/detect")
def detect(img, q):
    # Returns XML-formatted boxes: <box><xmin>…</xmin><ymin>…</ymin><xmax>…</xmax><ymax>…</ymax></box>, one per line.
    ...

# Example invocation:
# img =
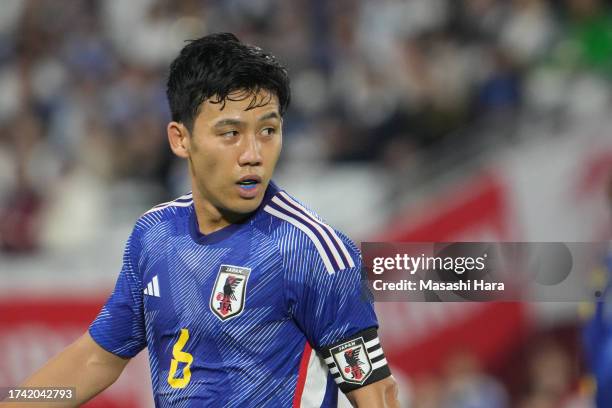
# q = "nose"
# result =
<box><xmin>238</xmin><ymin>133</ymin><xmax>262</xmax><ymax>167</ymax></box>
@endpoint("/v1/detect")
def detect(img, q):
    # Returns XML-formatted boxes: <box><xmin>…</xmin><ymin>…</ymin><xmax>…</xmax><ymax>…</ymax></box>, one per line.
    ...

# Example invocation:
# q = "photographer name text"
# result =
<box><xmin>372</xmin><ymin>279</ymin><xmax>504</xmax><ymax>291</ymax></box>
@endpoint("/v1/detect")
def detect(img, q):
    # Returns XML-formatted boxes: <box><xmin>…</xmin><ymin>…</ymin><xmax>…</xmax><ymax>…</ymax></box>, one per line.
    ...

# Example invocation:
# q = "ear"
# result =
<box><xmin>167</xmin><ymin>121</ymin><xmax>190</xmax><ymax>159</ymax></box>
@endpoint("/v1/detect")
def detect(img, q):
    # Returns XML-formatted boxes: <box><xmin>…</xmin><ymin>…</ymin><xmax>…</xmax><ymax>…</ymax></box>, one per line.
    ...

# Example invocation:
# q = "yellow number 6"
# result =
<box><xmin>168</xmin><ymin>328</ymin><xmax>193</xmax><ymax>388</ymax></box>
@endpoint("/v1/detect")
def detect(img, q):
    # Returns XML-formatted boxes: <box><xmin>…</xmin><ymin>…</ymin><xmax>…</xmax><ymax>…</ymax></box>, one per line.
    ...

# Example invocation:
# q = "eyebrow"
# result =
<box><xmin>258</xmin><ymin>112</ymin><xmax>281</xmax><ymax>122</ymax></box>
<box><xmin>213</xmin><ymin>119</ymin><xmax>242</xmax><ymax>128</ymax></box>
<box><xmin>212</xmin><ymin>112</ymin><xmax>281</xmax><ymax>129</ymax></box>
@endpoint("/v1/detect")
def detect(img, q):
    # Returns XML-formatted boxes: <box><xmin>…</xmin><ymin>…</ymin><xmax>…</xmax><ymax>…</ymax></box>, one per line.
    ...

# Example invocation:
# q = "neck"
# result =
<box><xmin>191</xmin><ymin>190</ymin><xmax>251</xmax><ymax>235</ymax></box>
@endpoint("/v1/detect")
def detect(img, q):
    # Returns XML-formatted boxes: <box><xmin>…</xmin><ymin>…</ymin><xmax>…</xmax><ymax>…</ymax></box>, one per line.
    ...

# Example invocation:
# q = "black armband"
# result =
<box><xmin>319</xmin><ymin>327</ymin><xmax>391</xmax><ymax>393</ymax></box>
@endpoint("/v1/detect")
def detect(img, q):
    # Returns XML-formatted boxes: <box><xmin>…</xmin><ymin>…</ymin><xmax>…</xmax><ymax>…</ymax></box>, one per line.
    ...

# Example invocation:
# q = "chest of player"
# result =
<box><xmin>139</xmin><ymin>233</ymin><xmax>287</xmax><ymax>341</ymax></box>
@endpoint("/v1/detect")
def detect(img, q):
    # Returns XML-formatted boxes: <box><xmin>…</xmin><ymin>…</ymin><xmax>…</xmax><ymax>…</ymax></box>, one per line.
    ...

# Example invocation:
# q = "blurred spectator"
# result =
<box><xmin>560</xmin><ymin>0</ymin><xmax>612</xmax><ymax>74</ymax></box>
<box><xmin>410</xmin><ymin>375</ymin><xmax>444</xmax><ymax>408</ymax></box>
<box><xmin>441</xmin><ymin>351</ymin><xmax>509</xmax><ymax>408</ymax></box>
<box><xmin>0</xmin><ymin>0</ymin><xmax>610</xmax><ymax>254</ymax></box>
<box><xmin>500</xmin><ymin>0</ymin><xmax>556</xmax><ymax>65</ymax></box>
<box><xmin>520</xmin><ymin>340</ymin><xmax>580</xmax><ymax>407</ymax></box>
<box><xmin>0</xmin><ymin>111</ymin><xmax>44</xmax><ymax>253</ymax></box>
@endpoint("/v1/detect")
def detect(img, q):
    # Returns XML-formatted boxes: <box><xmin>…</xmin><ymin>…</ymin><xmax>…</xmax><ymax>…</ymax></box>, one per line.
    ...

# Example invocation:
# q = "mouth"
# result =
<box><xmin>236</xmin><ymin>175</ymin><xmax>262</xmax><ymax>197</ymax></box>
<box><xmin>237</xmin><ymin>175</ymin><xmax>262</xmax><ymax>188</ymax></box>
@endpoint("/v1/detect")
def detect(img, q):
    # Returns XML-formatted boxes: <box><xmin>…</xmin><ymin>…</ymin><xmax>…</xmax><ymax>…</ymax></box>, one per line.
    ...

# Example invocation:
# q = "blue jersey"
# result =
<box><xmin>89</xmin><ymin>182</ymin><xmax>391</xmax><ymax>407</ymax></box>
<box><xmin>584</xmin><ymin>251</ymin><xmax>612</xmax><ymax>408</ymax></box>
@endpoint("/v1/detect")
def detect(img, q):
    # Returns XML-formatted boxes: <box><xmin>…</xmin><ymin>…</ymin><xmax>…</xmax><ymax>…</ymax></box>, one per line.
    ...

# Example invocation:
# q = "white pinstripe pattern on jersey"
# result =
<box><xmin>137</xmin><ymin>201</ymin><xmax>191</xmax><ymax>231</ymax></box>
<box><xmin>144</xmin><ymin>309</ymin><xmax>160</xmax><ymax>394</ymax></box>
<box><xmin>271</xmin><ymin>196</ymin><xmax>346</xmax><ymax>270</ymax></box>
<box><xmin>146</xmin><ymin>221</ymin><xmax>293</xmax><ymax>406</ymax></box>
<box><xmin>275</xmin><ymin>219</ymin><xmax>359</xmax><ymax>349</ymax></box>
<box><xmin>320</xmin><ymin>322</ymin><xmax>352</xmax><ymax>350</ymax></box>
<box><xmin>140</xmin><ymin>220</ymin><xmax>173</xmax><ymax>277</ymax></box>
<box><xmin>242</xmin><ymin>228</ymin><xmax>281</xmax><ymax>300</ymax></box>
<box><xmin>154</xmin><ymin>225</ymin><xmax>229</xmax><ymax>406</ymax></box>
<box><xmin>274</xmin><ymin>213</ymin><xmax>371</xmax><ymax>350</ymax></box>
<box><xmin>92</xmin><ymin>230</ymin><xmax>147</xmax><ymax>357</ymax></box>
<box><xmin>278</xmin><ymin>191</ymin><xmax>355</xmax><ymax>268</ymax></box>
<box><xmin>213</xmin><ymin>232</ymin><xmax>297</xmax><ymax>407</ymax></box>
<box><xmin>144</xmin><ymin>192</ymin><xmax>193</xmax><ymax>215</ymax></box>
<box><xmin>216</xmin><ymin>313</ymin><xmax>287</xmax><ymax>389</ymax></box>
<box><xmin>277</xmin><ymin>220</ymin><xmax>319</xmax><ymax>321</ymax></box>
<box><xmin>264</xmin><ymin>205</ymin><xmax>335</xmax><ymax>274</ymax></box>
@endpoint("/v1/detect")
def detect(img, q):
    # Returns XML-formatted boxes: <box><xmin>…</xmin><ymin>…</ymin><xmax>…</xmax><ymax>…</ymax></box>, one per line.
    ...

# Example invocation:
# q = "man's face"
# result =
<box><xmin>186</xmin><ymin>89</ymin><xmax>282</xmax><ymax>216</ymax></box>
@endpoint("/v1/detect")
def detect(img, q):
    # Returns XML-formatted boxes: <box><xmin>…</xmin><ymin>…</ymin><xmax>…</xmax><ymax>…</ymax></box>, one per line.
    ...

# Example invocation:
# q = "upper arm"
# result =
<box><xmin>89</xmin><ymin>228</ymin><xmax>147</xmax><ymax>358</ymax></box>
<box><xmin>346</xmin><ymin>376</ymin><xmax>400</xmax><ymax>408</ymax></box>
<box><xmin>282</xmin><ymin>228</ymin><xmax>393</xmax><ymax>394</ymax></box>
<box><xmin>283</xmin><ymin>231</ymin><xmax>376</xmax><ymax>348</ymax></box>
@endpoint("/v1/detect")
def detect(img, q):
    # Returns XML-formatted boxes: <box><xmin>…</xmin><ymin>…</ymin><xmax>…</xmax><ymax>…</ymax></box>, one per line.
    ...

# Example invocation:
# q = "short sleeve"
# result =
<box><xmin>283</xmin><ymin>232</ymin><xmax>391</xmax><ymax>393</ymax></box>
<box><xmin>89</xmin><ymin>228</ymin><xmax>147</xmax><ymax>358</ymax></box>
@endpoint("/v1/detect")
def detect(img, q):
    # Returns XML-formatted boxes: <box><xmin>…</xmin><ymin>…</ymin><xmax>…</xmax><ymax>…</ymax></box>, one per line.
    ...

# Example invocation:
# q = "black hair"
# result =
<box><xmin>166</xmin><ymin>32</ymin><xmax>290</xmax><ymax>131</ymax></box>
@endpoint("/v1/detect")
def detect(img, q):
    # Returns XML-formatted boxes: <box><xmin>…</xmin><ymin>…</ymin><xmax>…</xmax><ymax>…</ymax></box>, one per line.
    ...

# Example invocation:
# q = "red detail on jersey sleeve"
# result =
<box><xmin>292</xmin><ymin>341</ymin><xmax>312</xmax><ymax>408</ymax></box>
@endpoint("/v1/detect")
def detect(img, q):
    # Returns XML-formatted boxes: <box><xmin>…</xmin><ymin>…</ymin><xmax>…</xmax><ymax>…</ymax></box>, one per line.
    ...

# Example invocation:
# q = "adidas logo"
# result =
<box><xmin>144</xmin><ymin>275</ymin><xmax>160</xmax><ymax>297</ymax></box>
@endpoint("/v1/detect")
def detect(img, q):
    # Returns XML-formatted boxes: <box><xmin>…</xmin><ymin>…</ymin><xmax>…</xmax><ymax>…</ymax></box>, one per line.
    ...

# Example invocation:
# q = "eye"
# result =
<box><xmin>261</xmin><ymin>127</ymin><xmax>276</xmax><ymax>136</ymax></box>
<box><xmin>220</xmin><ymin>130</ymin><xmax>238</xmax><ymax>138</ymax></box>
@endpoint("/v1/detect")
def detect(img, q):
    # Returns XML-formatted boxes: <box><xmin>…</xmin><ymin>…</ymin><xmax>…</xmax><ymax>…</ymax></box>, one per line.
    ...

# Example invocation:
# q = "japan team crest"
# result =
<box><xmin>210</xmin><ymin>265</ymin><xmax>250</xmax><ymax>321</ymax></box>
<box><xmin>331</xmin><ymin>337</ymin><xmax>372</xmax><ymax>384</ymax></box>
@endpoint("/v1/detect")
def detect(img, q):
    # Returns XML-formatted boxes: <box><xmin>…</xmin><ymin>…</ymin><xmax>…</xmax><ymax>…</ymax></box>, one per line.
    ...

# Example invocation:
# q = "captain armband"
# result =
<box><xmin>319</xmin><ymin>327</ymin><xmax>391</xmax><ymax>393</ymax></box>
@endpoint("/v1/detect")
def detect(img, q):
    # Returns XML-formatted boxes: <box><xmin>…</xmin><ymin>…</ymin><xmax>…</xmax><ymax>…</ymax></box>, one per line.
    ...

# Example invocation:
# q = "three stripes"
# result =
<box><xmin>264</xmin><ymin>191</ymin><xmax>354</xmax><ymax>274</ymax></box>
<box><xmin>144</xmin><ymin>275</ymin><xmax>161</xmax><ymax>297</ymax></box>
<box><xmin>145</xmin><ymin>192</ymin><xmax>193</xmax><ymax>215</ymax></box>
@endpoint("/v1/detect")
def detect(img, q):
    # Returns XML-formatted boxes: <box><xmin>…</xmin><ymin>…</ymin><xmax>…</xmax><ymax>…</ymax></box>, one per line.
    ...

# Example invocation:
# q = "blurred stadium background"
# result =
<box><xmin>1</xmin><ymin>0</ymin><xmax>612</xmax><ymax>407</ymax></box>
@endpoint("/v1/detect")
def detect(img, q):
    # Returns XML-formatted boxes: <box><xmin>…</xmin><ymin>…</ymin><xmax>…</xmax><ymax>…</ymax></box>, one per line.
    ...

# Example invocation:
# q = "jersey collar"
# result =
<box><xmin>188</xmin><ymin>181</ymin><xmax>280</xmax><ymax>245</ymax></box>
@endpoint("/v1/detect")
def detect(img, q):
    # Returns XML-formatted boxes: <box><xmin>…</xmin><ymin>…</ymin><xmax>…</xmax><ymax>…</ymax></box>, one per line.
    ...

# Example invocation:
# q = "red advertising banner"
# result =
<box><xmin>0</xmin><ymin>296</ymin><xmax>152</xmax><ymax>407</ymax></box>
<box><xmin>375</xmin><ymin>172</ymin><xmax>530</xmax><ymax>376</ymax></box>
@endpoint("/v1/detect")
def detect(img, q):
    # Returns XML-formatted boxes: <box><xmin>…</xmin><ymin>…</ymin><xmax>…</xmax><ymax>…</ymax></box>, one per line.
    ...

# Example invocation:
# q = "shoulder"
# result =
<box><xmin>261</xmin><ymin>188</ymin><xmax>359</xmax><ymax>274</ymax></box>
<box><xmin>131</xmin><ymin>191</ymin><xmax>193</xmax><ymax>239</ymax></box>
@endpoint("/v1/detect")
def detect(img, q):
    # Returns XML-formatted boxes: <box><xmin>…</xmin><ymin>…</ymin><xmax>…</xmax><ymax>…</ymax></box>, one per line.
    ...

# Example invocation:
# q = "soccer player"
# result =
<box><xmin>2</xmin><ymin>33</ymin><xmax>398</xmax><ymax>407</ymax></box>
<box><xmin>584</xmin><ymin>250</ymin><xmax>612</xmax><ymax>408</ymax></box>
<box><xmin>584</xmin><ymin>178</ymin><xmax>612</xmax><ymax>407</ymax></box>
